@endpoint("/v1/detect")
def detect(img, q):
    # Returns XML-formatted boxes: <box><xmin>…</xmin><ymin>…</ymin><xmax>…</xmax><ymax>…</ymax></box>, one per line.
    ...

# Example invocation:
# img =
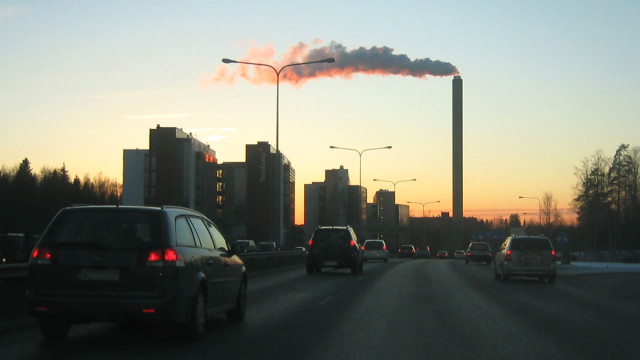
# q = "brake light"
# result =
<box><xmin>308</xmin><ymin>239</ymin><xmax>313</xmax><ymax>247</ymax></box>
<box><xmin>30</xmin><ymin>247</ymin><xmax>54</xmax><ymax>265</ymax></box>
<box><xmin>505</xmin><ymin>250</ymin><xmax>512</xmax><ymax>261</ymax></box>
<box><xmin>146</xmin><ymin>248</ymin><xmax>183</xmax><ymax>267</ymax></box>
<box><xmin>551</xmin><ymin>250</ymin><xmax>557</xmax><ymax>261</ymax></box>
<box><xmin>382</xmin><ymin>245</ymin><xmax>387</xmax><ymax>250</ymax></box>
<box><xmin>350</xmin><ymin>240</ymin><xmax>356</xmax><ymax>247</ymax></box>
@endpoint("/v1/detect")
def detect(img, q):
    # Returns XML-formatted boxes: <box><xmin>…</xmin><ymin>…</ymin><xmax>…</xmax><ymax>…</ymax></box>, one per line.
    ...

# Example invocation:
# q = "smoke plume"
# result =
<box><xmin>209</xmin><ymin>41</ymin><xmax>459</xmax><ymax>87</ymax></box>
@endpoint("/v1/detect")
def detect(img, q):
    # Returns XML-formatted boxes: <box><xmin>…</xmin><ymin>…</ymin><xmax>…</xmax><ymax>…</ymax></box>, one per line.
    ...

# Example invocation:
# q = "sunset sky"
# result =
<box><xmin>2</xmin><ymin>1</ymin><xmax>639</xmax><ymax>224</ymax></box>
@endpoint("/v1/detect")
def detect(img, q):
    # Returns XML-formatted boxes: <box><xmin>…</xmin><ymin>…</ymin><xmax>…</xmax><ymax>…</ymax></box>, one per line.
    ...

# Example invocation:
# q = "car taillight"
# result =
<box><xmin>505</xmin><ymin>250</ymin><xmax>512</xmax><ymax>261</ymax></box>
<box><xmin>350</xmin><ymin>240</ymin><xmax>356</xmax><ymax>247</ymax></box>
<box><xmin>308</xmin><ymin>239</ymin><xmax>313</xmax><ymax>247</ymax></box>
<box><xmin>146</xmin><ymin>248</ymin><xmax>183</xmax><ymax>267</ymax></box>
<box><xmin>551</xmin><ymin>250</ymin><xmax>557</xmax><ymax>261</ymax></box>
<box><xmin>382</xmin><ymin>245</ymin><xmax>387</xmax><ymax>250</ymax></box>
<box><xmin>30</xmin><ymin>247</ymin><xmax>54</xmax><ymax>265</ymax></box>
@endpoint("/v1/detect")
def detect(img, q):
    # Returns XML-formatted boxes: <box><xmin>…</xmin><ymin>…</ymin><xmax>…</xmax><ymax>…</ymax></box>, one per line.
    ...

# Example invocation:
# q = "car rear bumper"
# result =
<box><xmin>26</xmin><ymin>290</ymin><xmax>187</xmax><ymax>324</ymax></box>
<box><xmin>503</xmin><ymin>263</ymin><xmax>556</xmax><ymax>277</ymax></box>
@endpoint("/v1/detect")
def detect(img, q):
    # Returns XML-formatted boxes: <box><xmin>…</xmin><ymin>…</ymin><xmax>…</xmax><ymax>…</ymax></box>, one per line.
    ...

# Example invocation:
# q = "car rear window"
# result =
<box><xmin>365</xmin><ymin>241</ymin><xmax>384</xmax><ymax>250</ymax></box>
<box><xmin>510</xmin><ymin>238</ymin><xmax>551</xmax><ymax>251</ymax></box>
<box><xmin>312</xmin><ymin>229</ymin><xmax>350</xmax><ymax>245</ymax></box>
<box><xmin>40</xmin><ymin>209</ymin><xmax>162</xmax><ymax>250</ymax></box>
<box><xmin>470</xmin><ymin>243</ymin><xmax>489</xmax><ymax>250</ymax></box>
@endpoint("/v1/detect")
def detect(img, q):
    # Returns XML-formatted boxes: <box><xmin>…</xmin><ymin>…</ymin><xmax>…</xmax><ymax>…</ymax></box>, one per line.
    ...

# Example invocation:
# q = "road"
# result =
<box><xmin>1</xmin><ymin>258</ymin><xmax>639</xmax><ymax>360</ymax></box>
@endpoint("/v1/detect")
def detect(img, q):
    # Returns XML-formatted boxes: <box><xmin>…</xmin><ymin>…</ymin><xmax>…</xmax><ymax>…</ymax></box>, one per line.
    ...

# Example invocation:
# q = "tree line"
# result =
<box><xmin>0</xmin><ymin>158</ymin><xmax>121</xmax><ymax>235</ymax></box>
<box><xmin>572</xmin><ymin>144</ymin><xmax>640</xmax><ymax>253</ymax></box>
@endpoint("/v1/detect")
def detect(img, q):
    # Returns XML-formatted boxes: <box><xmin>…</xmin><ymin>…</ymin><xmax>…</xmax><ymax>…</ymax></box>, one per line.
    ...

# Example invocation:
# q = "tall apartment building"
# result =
<box><xmin>122</xmin><ymin>126</ymin><xmax>219</xmax><ymax>221</ymax></box>
<box><xmin>245</xmin><ymin>142</ymin><xmax>295</xmax><ymax>246</ymax></box>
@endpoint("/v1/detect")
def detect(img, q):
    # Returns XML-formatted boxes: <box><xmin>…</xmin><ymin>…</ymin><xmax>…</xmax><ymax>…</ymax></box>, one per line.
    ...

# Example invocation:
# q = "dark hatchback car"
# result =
<box><xmin>398</xmin><ymin>244</ymin><xmax>416</xmax><ymax>258</ymax></box>
<box><xmin>26</xmin><ymin>205</ymin><xmax>247</xmax><ymax>340</ymax></box>
<box><xmin>306</xmin><ymin>226</ymin><xmax>363</xmax><ymax>275</ymax></box>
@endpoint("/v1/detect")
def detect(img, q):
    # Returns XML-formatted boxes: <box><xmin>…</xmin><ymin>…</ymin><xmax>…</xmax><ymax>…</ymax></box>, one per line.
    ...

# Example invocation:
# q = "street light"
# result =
<box><xmin>222</xmin><ymin>56</ymin><xmax>334</xmax><ymax>246</ymax></box>
<box><xmin>407</xmin><ymin>200</ymin><xmax>440</xmax><ymax>217</ymax></box>
<box><xmin>519</xmin><ymin>195</ymin><xmax>541</xmax><ymax>224</ymax></box>
<box><xmin>373</xmin><ymin>178</ymin><xmax>416</xmax><ymax>193</ymax></box>
<box><xmin>329</xmin><ymin>145</ymin><xmax>392</xmax><ymax>191</ymax></box>
<box><xmin>222</xmin><ymin>57</ymin><xmax>335</xmax><ymax>153</ymax></box>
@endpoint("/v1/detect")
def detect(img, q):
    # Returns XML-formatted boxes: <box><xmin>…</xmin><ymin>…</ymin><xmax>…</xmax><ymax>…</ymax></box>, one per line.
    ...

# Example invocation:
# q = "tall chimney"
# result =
<box><xmin>452</xmin><ymin>75</ymin><xmax>463</xmax><ymax>222</ymax></box>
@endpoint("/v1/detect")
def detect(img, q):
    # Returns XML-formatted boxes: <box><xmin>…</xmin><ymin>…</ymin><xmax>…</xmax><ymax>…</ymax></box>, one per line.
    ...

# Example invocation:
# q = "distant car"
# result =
<box><xmin>465</xmin><ymin>241</ymin><xmax>493</xmax><ymax>265</ymax></box>
<box><xmin>306</xmin><ymin>226</ymin><xmax>363</xmax><ymax>275</ymax></box>
<box><xmin>436</xmin><ymin>250</ymin><xmax>449</xmax><ymax>259</ymax></box>
<box><xmin>256</xmin><ymin>242</ymin><xmax>277</xmax><ymax>252</ymax></box>
<box><xmin>415</xmin><ymin>246</ymin><xmax>431</xmax><ymax>259</ymax></box>
<box><xmin>362</xmin><ymin>239</ymin><xmax>389</xmax><ymax>262</ymax></box>
<box><xmin>453</xmin><ymin>250</ymin><xmax>466</xmax><ymax>259</ymax></box>
<box><xmin>26</xmin><ymin>205</ymin><xmax>247</xmax><ymax>340</ymax></box>
<box><xmin>232</xmin><ymin>239</ymin><xmax>256</xmax><ymax>253</ymax></box>
<box><xmin>494</xmin><ymin>235</ymin><xmax>556</xmax><ymax>283</ymax></box>
<box><xmin>398</xmin><ymin>244</ymin><xmax>416</xmax><ymax>259</ymax></box>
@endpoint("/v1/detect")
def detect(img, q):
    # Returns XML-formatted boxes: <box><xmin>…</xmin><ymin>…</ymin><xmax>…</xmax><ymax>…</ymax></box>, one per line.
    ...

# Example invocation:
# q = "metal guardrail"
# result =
<box><xmin>0</xmin><ymin>251</ymin><xmax>306</xmax><ymax>279</ymax></box>
<box><xmin>0</xmin><ymin>263</ymin><xmax>28</xmax><ymax>279</ymax></box>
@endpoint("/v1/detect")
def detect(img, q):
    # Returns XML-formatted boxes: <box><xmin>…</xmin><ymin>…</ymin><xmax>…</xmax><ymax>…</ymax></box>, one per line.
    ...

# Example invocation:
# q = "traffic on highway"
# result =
<box><xmin>2</xmin><ymin>256</ymin><xmax>640</xmax><ymax>360</ymax></box>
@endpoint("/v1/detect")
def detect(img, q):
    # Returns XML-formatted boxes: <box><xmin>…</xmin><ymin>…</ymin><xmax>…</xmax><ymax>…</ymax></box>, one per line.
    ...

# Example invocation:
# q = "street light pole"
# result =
<box><xmin>373</xmin><ymin>178</ymin><xmax>417</xmax><ymax>193</ymax></box>
<box><xmin>222</xmin><ymin>57</ymin><xmax>335</xmax><ymax>153</ymax></box>
<box><xmin>407</xmin><ymin>200</ymin><xmax>440</xmax><ymax>217</ymax></box>
<box><xmin>222</xmin><ymin>56</ymin><xmax>335</xmax><ymax>246</ymax></box>
<box><xmin>519</xmin><ymin>195</ymin><xmax>541</xmax><ymax>225</ymax></box>
<box><xmin>329</xmin><ymin>145</ymin><xmax>392</xmax><ymax>193</ymax></box>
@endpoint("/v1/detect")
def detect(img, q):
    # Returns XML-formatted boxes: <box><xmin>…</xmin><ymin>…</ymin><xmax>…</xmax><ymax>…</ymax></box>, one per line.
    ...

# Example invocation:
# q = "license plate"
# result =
<box><xmin>323</xmin><ymin>261</ymin><xmax>338</xmax><ymax>266</ymax></box>
<box><xmin>79</xmin><ymin>268</ymin><xmax>120</xmax><ymax>281</ymax></box>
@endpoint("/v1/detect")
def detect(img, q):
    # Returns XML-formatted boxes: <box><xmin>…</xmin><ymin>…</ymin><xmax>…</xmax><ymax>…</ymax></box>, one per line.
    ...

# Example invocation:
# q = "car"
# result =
<box><xmin>415</xmin><ymin>246</ymin><xmax>431</xmax><ymax>259</ymax></box>
<box><xmin>436</xmin><ymin>250</ymin><xmax>449</xmax><ymax>259</ymax></box>
<box><xmin>231</xmin><ymin>239</ymin><xmax>256</xmax><ymax>253</ymax></box>
<box><xmin>465</xmin><ymin>241</ymin><xmax>493</xmax><ymax>265</ymax></box>
<box><xmin>494</xmin><ymin>235</ymin><xmax>557</xmax><ymax>284</ymax></box>
<box><xmin>26</xmin><ymin>205</ymin><xmax>248</xmax><ymax>341</ymax></box>
<box><xmin>362</xmin><ymin>239</ymin><xmax>389</xmax><ymax>262</ymax></box>
<box><xmin>398</xmin><ymin>244</ymin><xmax>416</xmax><ymax>258</ymax></box>
<box><xmin>453</xmin><ymin>250</ymin><xmax>466</xmax><ymax>259</ymax></box>
<box><xmin>306</xmin><ymin>226</ymin><xmax>363</xmax><ymax>275</ymax></box>
<box><xmin>256</xmin><ymin>241</ymin><xmax>277</xmax><ymax>252</ymax></box>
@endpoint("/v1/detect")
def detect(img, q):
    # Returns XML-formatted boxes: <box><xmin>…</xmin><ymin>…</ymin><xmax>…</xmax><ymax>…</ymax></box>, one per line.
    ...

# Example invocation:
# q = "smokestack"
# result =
<box><xmin>452</xmin><ymin>75</ymin><xmax>463</xmax><ymax>221</ymax></box>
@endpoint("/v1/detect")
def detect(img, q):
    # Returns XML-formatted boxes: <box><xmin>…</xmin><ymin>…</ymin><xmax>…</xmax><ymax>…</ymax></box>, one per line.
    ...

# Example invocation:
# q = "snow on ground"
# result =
<box><xmin>556</xmin><ymin>261</ymin><xmax>640</xmax><ymax>275</ymax></box>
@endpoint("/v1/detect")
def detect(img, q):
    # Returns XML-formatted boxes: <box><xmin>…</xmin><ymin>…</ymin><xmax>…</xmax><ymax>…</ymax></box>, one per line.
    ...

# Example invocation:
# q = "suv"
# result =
<box><xmin>26</xmin><ymin>205</ymin><xmax>247</xmax><ymax>340</ymax></box>
<box><xmin>465</xmin><ymin>241</ymin><xmax>493</xmax><ymax>265</ymax></box>
<box><xmin>362</xmin><ymin>239</ymin><xmax>388</xmax><ymax>262</ymax></box>
<box><xmin>306</xmin><ymin>226</ymin><xmax>363</xmax><ymax>275</ymax></box>
<box><xmin>494</xmin><ymin>235</ymin><xmax>556</xmax><ymax>284</ymax></box>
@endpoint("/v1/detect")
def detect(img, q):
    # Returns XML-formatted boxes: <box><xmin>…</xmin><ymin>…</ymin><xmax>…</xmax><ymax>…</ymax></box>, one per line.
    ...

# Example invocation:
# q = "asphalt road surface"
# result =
<box><xmin>1</xmin><ymin>258</ymin><xmax>639</xmax><ymax>360</ymax></box>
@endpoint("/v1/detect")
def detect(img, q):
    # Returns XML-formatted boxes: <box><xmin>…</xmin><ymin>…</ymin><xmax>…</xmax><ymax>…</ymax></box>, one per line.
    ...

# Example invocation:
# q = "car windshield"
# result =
<box><xmin>511</xmin><ymin>238</ymin><xmax>552</xmax><ymax>251</ymax></box>
<box><xmin>312</xmin><ymin>229</ymin><xmax>350</xmax><ymax>245</ymax></box>
<box><xmin>41</xmin><ymin>209</ymin><xmax>161</xmax><ymax>250</ymax></box>
<box><xmin>365</xmin><ymin>241</ymin><xmax>384</xmax><ymax>250</ymax></box>
<box><xmin>470</xmin><ymin>243</ymin><xmax>489</xmax><ymax>250</ymax></box>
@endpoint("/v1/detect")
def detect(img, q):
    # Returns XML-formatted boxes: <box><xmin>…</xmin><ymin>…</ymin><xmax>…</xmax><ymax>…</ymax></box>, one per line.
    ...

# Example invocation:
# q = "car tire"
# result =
<box><xmin>465</xmin><ymin>259</ymin><xmax>469</xmax><ymax>264</ymax></box>
<box><xmin>494</xmin><ymin>266</ymin><xmax>501</xmax><ymax>281</ymax></box>
<box><xmin>359</xmin><ymin>261</ymin><xmax>364</xmax><ymax>273</ymax></box>
<box><xmin>39</xmin><ymin>320</ymin><xmax>70</xmax><ymax>341</ymax></box>
<box><xmin>306</xmin><ymin>262</ymin><xmax>314</xmax><ymax>274</ymax></box>
<box><xmin>226</xmin><ymin>279</ymin><xmax>247</xmax><ymax>322</ymax></box>
<box><xmin>351</xmin><ymin>262</ymin><xmax>359</xmax><ymax>274</ymax></box>
<box><xmin>186</xmin><ymin>288</ymin><xmax>207</xmax><ymax>340</ymax></box>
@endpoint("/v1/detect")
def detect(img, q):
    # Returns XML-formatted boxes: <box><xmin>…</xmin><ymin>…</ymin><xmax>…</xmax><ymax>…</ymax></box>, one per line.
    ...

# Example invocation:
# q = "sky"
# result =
<box><xmin>2</xmin><ymin>0</ymin><xmax>639</xmax><ymax>225</ymax></box>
